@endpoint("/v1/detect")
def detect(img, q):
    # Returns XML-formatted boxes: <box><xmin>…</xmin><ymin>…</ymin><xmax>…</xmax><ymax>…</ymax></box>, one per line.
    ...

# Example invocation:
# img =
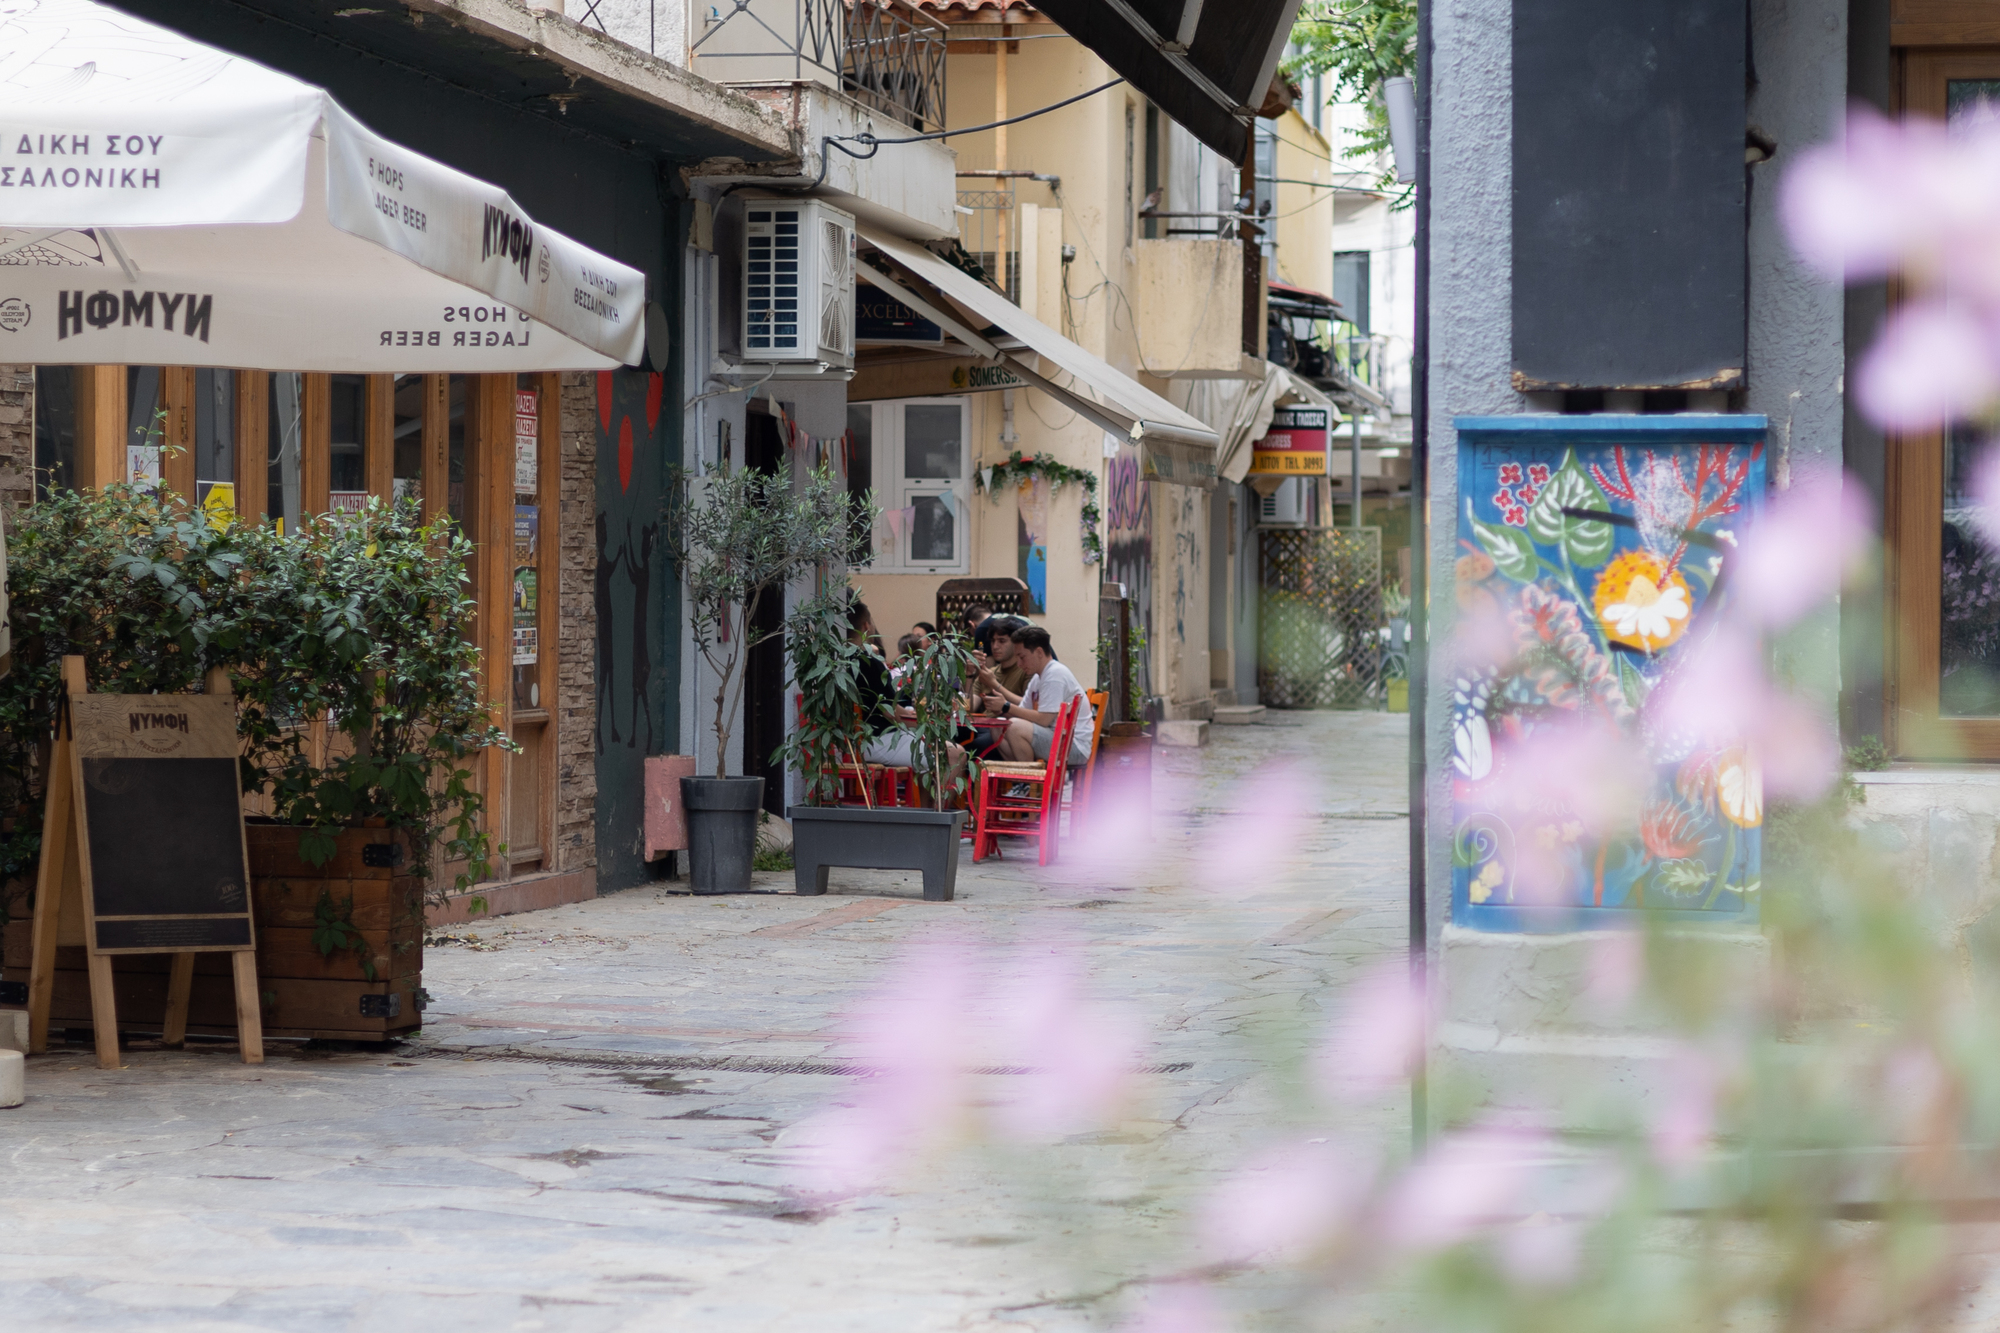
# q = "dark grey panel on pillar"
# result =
<box><xmin>1512</xmin><ymin>0</ymin><xmax>1747</xmax><ymax>391</ymax></box>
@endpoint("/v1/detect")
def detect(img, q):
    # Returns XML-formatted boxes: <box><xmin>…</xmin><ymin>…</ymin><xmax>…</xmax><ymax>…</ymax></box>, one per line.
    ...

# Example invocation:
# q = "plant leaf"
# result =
<box><xmin>1527</xmin><ymin>450</ymin><xmax>1614</xmax><ymax>569</ymax></box>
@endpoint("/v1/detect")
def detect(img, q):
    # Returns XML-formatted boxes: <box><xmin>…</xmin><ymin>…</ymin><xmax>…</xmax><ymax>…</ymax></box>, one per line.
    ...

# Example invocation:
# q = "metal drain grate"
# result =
<box><xmin>416</xmin><ymin>1044</ymin><xmax>1192</xmax><ymax>1077</ymax></box>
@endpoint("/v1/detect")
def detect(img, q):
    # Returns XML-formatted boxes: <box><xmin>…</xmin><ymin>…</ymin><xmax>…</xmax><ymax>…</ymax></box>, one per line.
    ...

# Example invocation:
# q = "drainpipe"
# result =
<box><xmin>1351</xmin><ymin>409</ymin><xmax>1363</xmax><ymax>527</ymax></box>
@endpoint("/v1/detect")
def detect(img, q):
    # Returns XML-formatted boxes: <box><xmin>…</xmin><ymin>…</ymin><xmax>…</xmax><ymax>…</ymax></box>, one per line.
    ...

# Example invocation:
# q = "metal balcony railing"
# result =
<box><xmin>956</xmin><ymin>186</ymin><xmax>1019</xmax><ymax>303</ymax></box>
<box><xmin>571</xmin><ymin>0</ymin><xmax>945</xmax><ymax>133</ymax></box>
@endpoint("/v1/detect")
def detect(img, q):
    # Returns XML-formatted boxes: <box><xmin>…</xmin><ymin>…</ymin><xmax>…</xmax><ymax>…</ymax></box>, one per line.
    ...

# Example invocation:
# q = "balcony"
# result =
<box><xmin>570</xmin><ymin>0</ymin><xmax>946</xmax><ymax>133</ymax></box>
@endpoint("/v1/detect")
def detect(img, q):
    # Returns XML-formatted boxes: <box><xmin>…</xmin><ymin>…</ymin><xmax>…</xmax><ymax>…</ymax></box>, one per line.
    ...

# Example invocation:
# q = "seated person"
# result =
<box><xmin>890</xmin><ymin>631</ymin><xmax>923</xmax><ymax>686</ymax></box>
<box><xmin>960</xmin><ymin>603</ymin><xmax>992</xmax><ymax>637</ymax></box>
<box><xmin>850</xmin><ymin>601</ymin><xmax>966</xmax><ymax>780</ymax></box>
<box><xmin>909</xmin><ymin>622</ymin><xmax>937</xmax><ymax>650</ymax></box>
<box><xmin>983</xmin><ymin>624</ymin><xmax>1095</xmax><ymax>767</ymax></box>
<box><xmin>972</xmin><ymin>614</ymin><xmax>1032</xmax><ymax>698</ymax></box>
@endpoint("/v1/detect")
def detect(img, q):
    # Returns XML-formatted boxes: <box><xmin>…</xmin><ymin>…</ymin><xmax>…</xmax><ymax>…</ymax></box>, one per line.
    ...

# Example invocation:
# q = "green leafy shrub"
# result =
<box><xmin>0</xmin><ymin>486</ymin><xmax>509</xmax><ymax>920</ymax></box>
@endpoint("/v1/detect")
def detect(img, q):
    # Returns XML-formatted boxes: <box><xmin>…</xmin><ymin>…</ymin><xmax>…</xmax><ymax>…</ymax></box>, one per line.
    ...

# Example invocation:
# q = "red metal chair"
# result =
<box><xmin>971</xmin><ymin>695</ymin><xmax>1081</xmax><ymax>865</ymax></box>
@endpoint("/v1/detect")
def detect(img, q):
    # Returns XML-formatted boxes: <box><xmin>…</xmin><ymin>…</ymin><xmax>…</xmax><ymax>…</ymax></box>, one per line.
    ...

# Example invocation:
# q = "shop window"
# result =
<box><xmin>328</xmin><ymin>373</ymin><xmax>367</xmax><ymax>510</ymax></box>
<box><xmin>193</xmin><ymin>368</ymin><xmax>234</xmax><ymax>518</ymax></box>
<box><xmin>33</xmin><ymin>366</ymin><xmax>75</xmax><ymax>497</ymax></box>
<box><xmin>267</xmin><ymin>372</ymin><xmax>304</xmax><ymax>534</ymax></box>
<box><xmin>1887</xmin><ymin>54</ymin><xmax>2000</xmax><ymax>758</ymax></box>
<box><xmin>853</xmin><ymin>398</ymin><xmax>969</xmax><ymax>574</ymax></box>
<box><xmin>126</xmin><ymin>365</ymin><xmax>163</xmax><ymax>491</ymax></box>
<box><xmin>447</xmin><ymin>374</ymin><xmax>468</xmax><ymax>525</ymax></box>
<box><xmin>392</xmin><ymin>374</ymin><xmax>424</xmax><ymax>504</ymax></box>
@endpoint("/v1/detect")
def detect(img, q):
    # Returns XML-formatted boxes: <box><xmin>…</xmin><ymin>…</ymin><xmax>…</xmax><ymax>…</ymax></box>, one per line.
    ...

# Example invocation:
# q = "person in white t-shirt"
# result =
<box><xmin>982</xmin><ymin>624</ymin><xmax>1094</xmax><ymax>766</ymax></box>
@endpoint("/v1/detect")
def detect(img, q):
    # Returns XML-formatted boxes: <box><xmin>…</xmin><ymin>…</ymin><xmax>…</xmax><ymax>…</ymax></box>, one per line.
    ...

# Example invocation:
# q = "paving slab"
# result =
<box><xmin>0</xmin><ymin>710</ymin><xmax>1411</xmax><ymax>1330</ymax></box>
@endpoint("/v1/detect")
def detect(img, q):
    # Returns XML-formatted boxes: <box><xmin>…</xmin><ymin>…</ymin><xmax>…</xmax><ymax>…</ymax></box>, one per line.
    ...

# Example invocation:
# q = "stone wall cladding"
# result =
<box><xmin>0</xmin><ymin>365</ymin><xmax>35</xmax><ymax>516</ymax></box>
<box><xmin>557</xmin><ymin>370</ymin><xmax>598</xmax><ymax>874</ymax></box>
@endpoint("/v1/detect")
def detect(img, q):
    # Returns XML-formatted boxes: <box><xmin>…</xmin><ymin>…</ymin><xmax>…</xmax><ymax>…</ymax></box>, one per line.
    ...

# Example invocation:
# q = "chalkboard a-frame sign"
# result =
<box><xmin>27</xmin><ymin>656</ymin><xmax>265</xmax><ymax>1069</ymax></box>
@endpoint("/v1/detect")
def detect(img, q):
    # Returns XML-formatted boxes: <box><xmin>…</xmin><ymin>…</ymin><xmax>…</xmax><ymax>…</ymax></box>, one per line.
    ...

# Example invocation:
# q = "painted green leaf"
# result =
<box><xmin>1469</xmin><ymin>513</ymin><xmax>1538</xmax><ymax>582</ymax></box>
<box><xmin>1527</xmin><ymin>450</ymin><xmax>1614</xmax><ymax>568</ymax></box>
<box><xmin>1618</xmin><ymin>655</ymin><xmax>1648</xmax><ymax>712</ymax></box>
<box><xmin>1654</xmin><ymin>857</ymin><xmax>1711</xmax><ymax>899</ymax></box>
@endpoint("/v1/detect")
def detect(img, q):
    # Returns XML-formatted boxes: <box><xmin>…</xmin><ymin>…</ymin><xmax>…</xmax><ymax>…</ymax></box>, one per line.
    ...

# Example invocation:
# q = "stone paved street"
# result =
<box><xmin>0</xmin><ymin>712</ymin><xmax>1409</xmax><ymax>1331</ymax></box>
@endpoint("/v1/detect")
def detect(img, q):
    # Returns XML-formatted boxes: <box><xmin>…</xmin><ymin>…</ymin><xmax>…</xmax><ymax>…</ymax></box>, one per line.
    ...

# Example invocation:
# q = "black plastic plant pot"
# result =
<box><xmin>788</xmin><ymin>805</ymin><xmax>965</xmax><ymax>902</ymax></box>
<box><xmin>682</xmin><ymin>776</ymin><xmax>766</xmax><ymax>894</ymax></box>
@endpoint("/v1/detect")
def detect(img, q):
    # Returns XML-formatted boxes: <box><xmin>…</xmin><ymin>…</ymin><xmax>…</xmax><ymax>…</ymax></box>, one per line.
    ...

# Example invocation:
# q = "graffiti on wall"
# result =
<box><xmin>1451</xmin><ymin>431</ymin><xmax>1765</xmax><ymax>930</ymax></box>
<box><xmin>1103</xmin><ymin>444</ymin><xmax>1152</xmax><ymax>699</ymax></box>
<box><xmin>595</xmin><ymin>369</ymin><xmax>674</xmax><ymax>889</ymax></box>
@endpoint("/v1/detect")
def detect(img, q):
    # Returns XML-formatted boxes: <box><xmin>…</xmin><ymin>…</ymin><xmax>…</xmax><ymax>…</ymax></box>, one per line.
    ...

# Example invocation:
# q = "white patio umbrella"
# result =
<box><xmin>0</xmin><ymin>0</ymin><xmax>647</xmax><ymax>371</ymax></box>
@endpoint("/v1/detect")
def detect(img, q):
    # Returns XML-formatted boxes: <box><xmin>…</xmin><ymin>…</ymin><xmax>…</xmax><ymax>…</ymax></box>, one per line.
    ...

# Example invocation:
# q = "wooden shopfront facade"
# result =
<box><xmin>27</xmin><ymin>364</ymin><xmax>578</xmax><ymax>907</ymax></box>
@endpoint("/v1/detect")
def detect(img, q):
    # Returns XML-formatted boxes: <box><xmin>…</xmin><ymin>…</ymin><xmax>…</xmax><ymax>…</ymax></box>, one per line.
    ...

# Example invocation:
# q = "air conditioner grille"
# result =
<box><xmin>819</xmin><ymin>216</ymin><xmax>855</xmax><ymax>358</ymax></box>
<box><xmin>746</xmin><ymin>208</ymin><xmax>802</xmax><ymax>352</ymax></box>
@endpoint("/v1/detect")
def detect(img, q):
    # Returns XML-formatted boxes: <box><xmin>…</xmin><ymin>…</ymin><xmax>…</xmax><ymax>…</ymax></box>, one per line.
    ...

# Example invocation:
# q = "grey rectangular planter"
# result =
<box><xmin>787</xmin><ymin>806</ymin><xmax>965</xmax><ymax>902</ymax></box>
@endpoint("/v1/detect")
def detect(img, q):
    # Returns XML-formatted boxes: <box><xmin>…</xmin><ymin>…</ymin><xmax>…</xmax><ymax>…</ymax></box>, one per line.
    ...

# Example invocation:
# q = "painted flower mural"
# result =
<box><xmin>1452</xmin><ymin>420</ymin><xmax>1765</xmax><ymax>927</ymax></box>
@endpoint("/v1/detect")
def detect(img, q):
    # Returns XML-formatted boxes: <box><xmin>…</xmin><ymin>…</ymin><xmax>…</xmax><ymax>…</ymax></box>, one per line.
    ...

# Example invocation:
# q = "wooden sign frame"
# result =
<box><xmin>27</xmin><ymin>656</ymin><xmax>264</xmax><ymax>1068</ymax></box>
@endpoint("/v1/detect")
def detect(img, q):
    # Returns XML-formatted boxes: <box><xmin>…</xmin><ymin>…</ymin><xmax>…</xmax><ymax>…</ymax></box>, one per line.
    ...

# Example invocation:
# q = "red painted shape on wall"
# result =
<box><xmin>645</xmin><ymin>372</ymin><xmax>664</xmax><ymax>430</ymax></box>
<box><xmin>597</xmin><ymin>371</ymin><xmax>614</xmax><ymax>432</ymax></box>
<box><xmin>618</xmin><ymin>416</ymin><xmax>634</xmax><ymax>493</ymax></box>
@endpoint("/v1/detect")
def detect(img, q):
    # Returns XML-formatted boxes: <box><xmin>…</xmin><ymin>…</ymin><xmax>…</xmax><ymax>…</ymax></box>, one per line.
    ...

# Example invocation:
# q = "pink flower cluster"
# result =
<box><xmin>1784</xmin><ymin>106</ymin><xmax>2000</xmax><ymax>432</ymax></box>
<box><xmin>1492</xmin><ymin>461</ymin><xmax>1550</xmax><ymax>527</ymax></box>
<box><xmin>788</xmin><ymin>933</ymin><xmax>1144</xmax><ymax>1198</ymax></box>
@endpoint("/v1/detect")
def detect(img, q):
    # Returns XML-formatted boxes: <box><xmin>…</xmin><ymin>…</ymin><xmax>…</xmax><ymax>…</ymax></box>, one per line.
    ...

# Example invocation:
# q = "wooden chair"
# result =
<box><xmin>1069</xmin><ymin>689</ymin><xmax>1111</xmax><ymax>828</ymax></box>
<box><xmin>971</xmin><ymin>695</ymin><xmax>1081</xmax><ymax>866</ymax></box>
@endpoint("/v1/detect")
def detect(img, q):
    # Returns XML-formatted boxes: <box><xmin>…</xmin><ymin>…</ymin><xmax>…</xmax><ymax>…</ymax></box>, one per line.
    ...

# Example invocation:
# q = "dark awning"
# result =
<box><xmin>1026</xmin><ymin>0</ymin><xmax>1304</xmax><ymax>161</ymax></box>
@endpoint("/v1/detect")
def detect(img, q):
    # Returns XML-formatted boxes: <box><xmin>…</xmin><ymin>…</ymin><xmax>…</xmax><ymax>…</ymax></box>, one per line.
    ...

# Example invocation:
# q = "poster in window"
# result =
<box><xmin>512</xmin><ymin>565</ymin><xmax>538</xmax><ymax>665</ymax></box>
<box><xmin>515</xmin><ymin>390</ymin><xmax>538</xmax><ymax>494</ymax></box>
<box><xmin>126</xmin><ymin>445</ymin><xmax>160</xmax><ymax>493</ymax></box>
<box><xmin>514</xmin><ymin>505</ymin><xmax>538</xmax><ymax>564</ymax></box>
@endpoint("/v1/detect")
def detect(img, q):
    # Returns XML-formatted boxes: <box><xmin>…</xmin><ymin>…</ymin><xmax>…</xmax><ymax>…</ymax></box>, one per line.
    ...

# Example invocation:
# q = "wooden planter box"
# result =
<box><xmin>2</xmin><ymin>823</ymin><xmax>425</xmax><ymax>1043</ymax></box>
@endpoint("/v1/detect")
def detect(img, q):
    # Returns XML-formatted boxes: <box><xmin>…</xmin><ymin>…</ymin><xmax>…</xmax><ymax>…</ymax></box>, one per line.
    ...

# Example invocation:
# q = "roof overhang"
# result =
<box><xmin>1024</xmin><ymin>0</ymin><xmax>1304</xmax><ymax>161</ymax></box>
<box><xmin>855</xmin><ymin>224</ymin><xmax>1221</xmax><ymax>487</ymax></box>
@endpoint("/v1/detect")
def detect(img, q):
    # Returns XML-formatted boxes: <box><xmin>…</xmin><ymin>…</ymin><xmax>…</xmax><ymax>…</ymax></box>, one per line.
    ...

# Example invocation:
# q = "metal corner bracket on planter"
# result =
<box><xmin>788</xmin><ymin>806</ymin><xmax>966</xmax><ymax>902</ymax></box>
<box><xmin>681</xmin><ymin>776</ymin><xmax>766</xmax><ymax>894</ymax></box>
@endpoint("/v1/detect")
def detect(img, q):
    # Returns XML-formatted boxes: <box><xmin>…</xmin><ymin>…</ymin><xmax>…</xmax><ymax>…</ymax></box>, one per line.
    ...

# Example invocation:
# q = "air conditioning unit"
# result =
<box><xmin>1259</xmin><ymin>478</ymin><xmax>1310</xmax><ymax>526</ymax></box>
<box><xmin>740</xmin><ymin>195</ymin><xmax>856</xmax><ymax>368</ymax></box>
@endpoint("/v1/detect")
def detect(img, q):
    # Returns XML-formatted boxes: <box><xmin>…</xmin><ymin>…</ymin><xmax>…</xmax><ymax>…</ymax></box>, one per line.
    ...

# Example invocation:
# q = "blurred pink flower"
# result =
<box><xmin>1882</xmin><ymin>1044</ymin><xmax>1948</xmax><ymax>1140</ymax></box>
<box><xmin>1729</xmin><ymin>472</ymin><xmax>1873</xmax><ymax>628</ymax></box>
<box><xmin>1490</xmin><ymin>718</ymin><xmax>1645</xmax><ymax>862</ymax></box>
<box><xmin>1646</xmin><ymin>626</ymin><xmax>1838</xmax><ymax>803</ymax></box>
<box><xmin>1496</xmin><ymin>1213</ymin><xmax>1584</xmax><ymax>1288</ymax></box>
<box><xmin>790</xmin><ymin>936</ymin><xmax>984</xmax><ymax>1195</ymax></box>
<box><xmin>990</xmin><ymin>942</ymin><xmax>1144</xmax><ymax>1139</ymax></box>
<box><xmin>1650</xmin><ymin>1044</ymin><xmax>1722</xmax><ymax>1171</ymax></box>
<box><xmin>1855</xmin><ymin>300</ymin><xmax>2000</xmax><ymax>431</ymax></box>
<box><xmin>1120</xmin><ymin>1282</ymin><xmax>1227</xmax><ymax>1333</ymax></box>
<box><xmin>1194</xmin><ymin>762</ymin><xmax>1317</xmax><ymax>896</ymax></box>
<box><xmin>1199</xmin><ymin>1138</ymin><xmax>1374</xmax><ymax>1263</ymax></box>
<box><xmin>1315</xmin><ymin>960</ymin><xmax>1428</xmax><ymax>1102</ymax></box>
<box><xmin>1783</xmin><ymin>105</ymin><xmax>2000</xmax><ymax>297</ymax></box>
<box><xmin>1381</xmin><ymin>1117</ymin><xmax>1558</xmax><ymax>1252</ymax></box>
<box><xmin>1584</xmin><ymin>930</ymin><xmax>1646</xmax><ymax>1012</ymax></box>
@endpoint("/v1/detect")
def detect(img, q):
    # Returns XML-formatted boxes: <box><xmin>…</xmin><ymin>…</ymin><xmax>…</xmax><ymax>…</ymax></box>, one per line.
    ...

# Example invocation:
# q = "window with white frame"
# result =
<box><xmin>847</xmin><ymin>398</ymin><xmax>970</xmax><ymax>574</ymax></box>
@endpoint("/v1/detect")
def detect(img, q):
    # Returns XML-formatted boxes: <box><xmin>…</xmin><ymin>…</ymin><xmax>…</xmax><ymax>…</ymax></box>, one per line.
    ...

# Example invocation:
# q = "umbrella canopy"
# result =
<box><xmin>0</xmin><ymin>0</ymin><xmax>646</xmax><ymax>371</ymax></box>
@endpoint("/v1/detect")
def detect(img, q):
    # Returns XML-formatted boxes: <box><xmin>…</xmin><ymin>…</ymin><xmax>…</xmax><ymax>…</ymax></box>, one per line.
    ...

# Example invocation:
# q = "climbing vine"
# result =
<box><xmin>974</xmin><ymin>450</ymin><xmax>1103</xmax><ymax>565</ymax></box>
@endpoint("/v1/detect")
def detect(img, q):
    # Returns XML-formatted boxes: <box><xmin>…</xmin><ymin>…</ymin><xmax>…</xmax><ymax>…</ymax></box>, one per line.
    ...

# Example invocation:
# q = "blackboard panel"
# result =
<box><xmin>95</xmin><ymin>918</ymin><xmax>252</xmax><ymax>951</ymax></box>
<box><xmin>1512</xmin><ymin>0</ymin><xmax>1747</xmax><ymax>390</ymax></box>
<box><xmin>81</xmin><ymin>757</ymin><xmax>249</xmax><ymax>919</ymax></box>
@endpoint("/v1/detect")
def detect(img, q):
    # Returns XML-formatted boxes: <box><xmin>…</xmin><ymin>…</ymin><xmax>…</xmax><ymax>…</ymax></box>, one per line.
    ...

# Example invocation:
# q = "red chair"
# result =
<box><xmin>971</xmin><ymin>695</ymin><xmax>1082</xmax><ymax>865</ymax></box>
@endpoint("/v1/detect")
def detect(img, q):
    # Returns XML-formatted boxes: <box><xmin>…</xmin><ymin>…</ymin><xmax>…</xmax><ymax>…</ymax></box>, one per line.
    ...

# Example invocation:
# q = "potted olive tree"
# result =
<box><xmin>664</xmin><ymin>463</ymin><xmax>858</xmax><ymax>893</ymax></box>
<box><xmin>781</xmin><ymin>595</ymin><xmax>972</xmax><ymax>902</ymax></box>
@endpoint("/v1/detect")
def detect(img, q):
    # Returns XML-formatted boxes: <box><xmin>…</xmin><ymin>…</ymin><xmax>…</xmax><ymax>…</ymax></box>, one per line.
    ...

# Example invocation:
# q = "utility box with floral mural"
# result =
<box><xmin>1450</xmin><ymin>415</ymin><xmax>1767</xmax><ymax>931</ymax></box>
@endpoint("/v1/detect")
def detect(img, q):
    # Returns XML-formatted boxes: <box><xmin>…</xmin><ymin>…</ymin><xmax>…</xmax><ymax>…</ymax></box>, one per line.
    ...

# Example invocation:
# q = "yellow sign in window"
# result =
<box><xmin>1249</xmin><ymin>450</ymin><xmax>1328</xmax><ymax>475</ymax></box>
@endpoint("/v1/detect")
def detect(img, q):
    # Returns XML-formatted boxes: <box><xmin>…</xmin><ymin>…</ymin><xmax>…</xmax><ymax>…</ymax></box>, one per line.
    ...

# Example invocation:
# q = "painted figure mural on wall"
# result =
<box><xmin>1450</xmin><ymin>420</ymin><xmax>1766</xmax><ymax>931</ymax></box>
<box><xmin>1015</xmin><ymin>476</ymin><xmax>1048</xmax><ymax>614</ymax></box>
<box><xmin>595</xmin><ymin>369</ymin><xmax>676</xmax><ymax>889</ymax></box>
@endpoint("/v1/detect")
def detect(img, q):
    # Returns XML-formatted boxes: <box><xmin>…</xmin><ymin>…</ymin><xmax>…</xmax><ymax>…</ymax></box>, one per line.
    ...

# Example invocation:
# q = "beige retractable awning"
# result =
<box><xmin>856</xmin><ymin>224</ymin><xmax>1221</xmax><ymax>489</ymax></box>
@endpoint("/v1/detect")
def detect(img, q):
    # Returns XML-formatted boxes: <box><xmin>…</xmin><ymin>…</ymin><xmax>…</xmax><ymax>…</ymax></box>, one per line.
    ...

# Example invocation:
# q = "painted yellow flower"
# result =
<box><xmin>1469</xmin><ymin>860</ymin><xmax>1504</xmax><ymax>904</ymax></box>
<box><xmin>1717</xmin><ymin>748</ymin><xmax>1763</xmax><ymax>828</ymax></box>
<box><xmin>1592</xmin><ymin>550</ymin><xmax>1692</xmax><ymax>652</ymax></box>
